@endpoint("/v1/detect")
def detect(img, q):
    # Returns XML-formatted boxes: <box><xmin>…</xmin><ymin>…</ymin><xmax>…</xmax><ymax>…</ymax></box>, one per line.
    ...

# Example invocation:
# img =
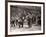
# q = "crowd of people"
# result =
<box><xmin>10</xmin><ymin>13</ymin><xmax>41</xmax><ymax>28</ymax></box>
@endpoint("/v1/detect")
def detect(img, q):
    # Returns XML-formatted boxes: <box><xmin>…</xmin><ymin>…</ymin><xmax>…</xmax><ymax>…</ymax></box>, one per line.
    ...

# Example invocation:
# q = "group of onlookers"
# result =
<box><xmin>10</xmin><ymin>13</ymin><xmax>41</xmax><ymax>28</ymax></box>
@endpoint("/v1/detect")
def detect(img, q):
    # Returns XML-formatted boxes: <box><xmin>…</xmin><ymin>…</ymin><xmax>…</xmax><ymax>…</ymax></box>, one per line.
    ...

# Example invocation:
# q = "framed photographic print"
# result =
<box><xmin>5</xmin><ymin>1</ymin><xmax>45</xmax><ymax>36</ymax></box>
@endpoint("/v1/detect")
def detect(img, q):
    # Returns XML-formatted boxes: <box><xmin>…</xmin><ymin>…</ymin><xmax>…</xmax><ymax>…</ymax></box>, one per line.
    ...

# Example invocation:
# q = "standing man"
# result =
<box><xmin>26</xmin><ymin>13</ymin><xmax>32</xmax><ymax>28</ymax></box>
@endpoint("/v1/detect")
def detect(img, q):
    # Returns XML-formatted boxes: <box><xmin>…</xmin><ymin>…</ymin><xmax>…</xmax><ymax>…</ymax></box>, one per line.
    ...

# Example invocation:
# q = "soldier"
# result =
<box><xmin>37</xmin><ymin>16</ymin><xmax>41</xmax><ymax>25</ymax></box>
<box><xmin>17</xmin><ymin>17</ymin><xmax>23</xmax><ymax>28</ymax></box>
<box><xmin>16</xmin><ymin>19</ymin><xmax>18</xmax><ymax>25</ymax></box>
<box><xmin>27</xmin><ymin>17</ymin><xmax>31</xmax><ymax>28</ymax></box>
<box><xmin>10</xmin><ymin>16</ymin><xmax>15</xmax><ymax>27</ymax></box>
<box><xmin>32</xmin><ymin>16</ymin><xmax>36</xmax><ymax>24</ymax></box>
<box><xmin>26</xmin><ymin>13</ymin><xmax>32</xmax><ymax>28</ymax></box>
<box><xmin>11</xmin><ymin>20</ymin><xmax>15</xmax><ymax>27</ymax></box>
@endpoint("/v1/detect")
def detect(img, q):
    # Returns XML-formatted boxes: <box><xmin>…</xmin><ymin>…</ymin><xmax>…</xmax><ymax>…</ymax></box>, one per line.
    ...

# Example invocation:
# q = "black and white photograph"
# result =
<box><xmin>8</xmin><ymin>2</ymin><xmax>44</xmax><ymax>35</ymax></box>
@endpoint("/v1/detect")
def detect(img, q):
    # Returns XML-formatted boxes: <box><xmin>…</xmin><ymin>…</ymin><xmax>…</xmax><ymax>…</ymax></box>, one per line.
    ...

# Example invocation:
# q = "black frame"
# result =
<box><xmin>5</xmin><ymin>1</ymin><xmax>45</xmax><ymax>37</ymax></box>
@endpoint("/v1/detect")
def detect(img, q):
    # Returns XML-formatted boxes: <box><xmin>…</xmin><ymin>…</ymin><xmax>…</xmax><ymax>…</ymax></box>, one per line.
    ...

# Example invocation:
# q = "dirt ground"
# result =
<box><xmin>10</xmin><ymin>24</ymin><xmax>41</xmax><ymax>32</ymax></box>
